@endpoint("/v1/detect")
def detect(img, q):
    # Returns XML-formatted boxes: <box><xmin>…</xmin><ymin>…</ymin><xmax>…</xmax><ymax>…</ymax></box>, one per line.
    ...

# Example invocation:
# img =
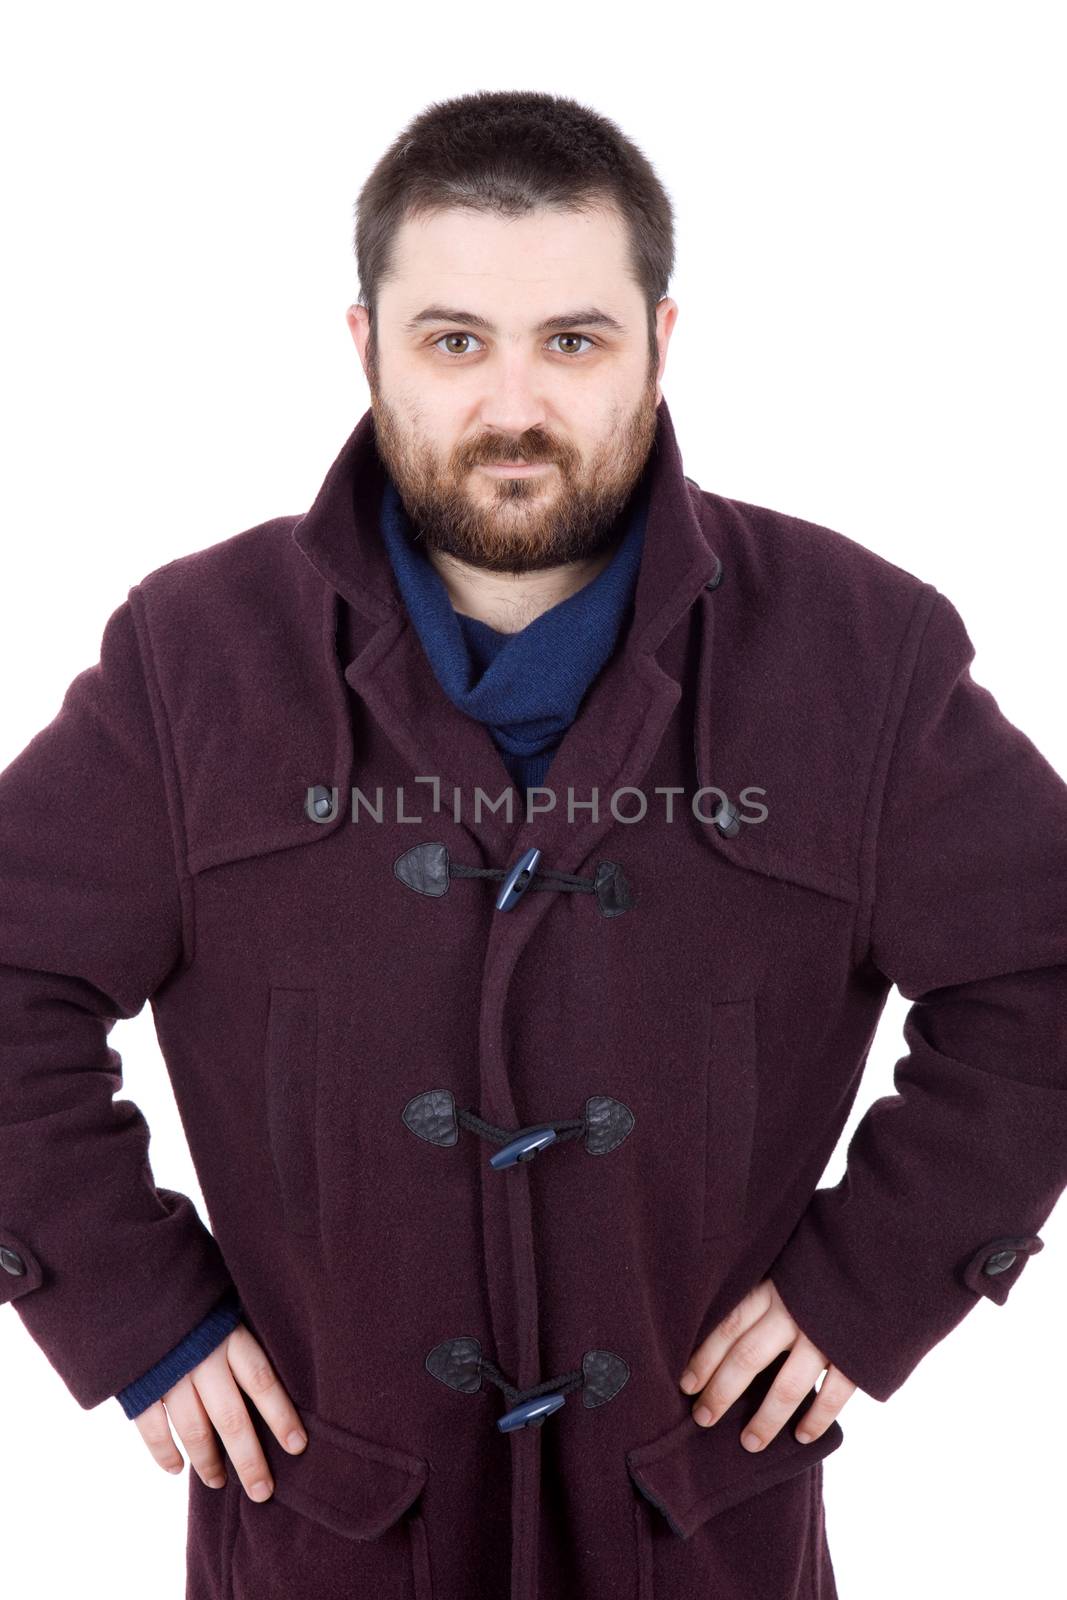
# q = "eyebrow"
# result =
<box><xmin>402</xmin><ymin>304</ymin><xmax>627</xmax><ymax>337</ymax></box>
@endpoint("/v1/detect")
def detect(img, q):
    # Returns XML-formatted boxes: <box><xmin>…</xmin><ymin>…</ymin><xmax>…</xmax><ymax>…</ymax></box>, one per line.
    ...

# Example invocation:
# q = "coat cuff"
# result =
<box><xmin>767</xmin><ymin>1188</ymin><xmax>1047</xmax><ymax>1402</ymax></box>
<box><xmin>1</xmin><ymin>1186</ymin><xmax>240</xmax><ymax>1410</ymax></box>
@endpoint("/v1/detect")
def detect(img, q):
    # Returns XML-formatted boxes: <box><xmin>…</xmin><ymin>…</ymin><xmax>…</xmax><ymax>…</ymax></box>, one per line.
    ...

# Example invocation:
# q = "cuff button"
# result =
<box><xmin>961</xmin><ymin>1234</ymin><xmax>1043</xmax><ymax>1303</ymax></box>
<box><xmin>1</xmin><ymin>1246</ymin><xmax>26</xmax><ymax>1276</ymax></box>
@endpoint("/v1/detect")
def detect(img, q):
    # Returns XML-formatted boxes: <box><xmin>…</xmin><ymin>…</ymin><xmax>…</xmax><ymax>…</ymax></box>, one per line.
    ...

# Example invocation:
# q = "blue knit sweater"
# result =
<box><xmin>116</xmin><ymin>474</ymin><xmax>647</xmax><ymax>1417</ymax></box>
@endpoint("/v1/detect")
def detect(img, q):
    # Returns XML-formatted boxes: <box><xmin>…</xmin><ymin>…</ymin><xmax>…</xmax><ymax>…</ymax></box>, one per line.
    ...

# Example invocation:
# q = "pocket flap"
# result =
<box><xmin>626</xmin><ymin>1356</ymin><xmax>843</xmax><ymax>1539</ymax></box>
<box><xmin>250</xmin><ymin>1404</ymin><xmax>429</xmax><ymax>1541</ymax></box>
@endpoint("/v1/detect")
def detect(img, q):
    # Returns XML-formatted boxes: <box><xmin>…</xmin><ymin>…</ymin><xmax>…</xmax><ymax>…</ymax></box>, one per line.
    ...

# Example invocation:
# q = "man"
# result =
<box><xmin>2</xmin><ymin>90</ymin><xmax>1065</xmax><ymax>1600</ymax></box>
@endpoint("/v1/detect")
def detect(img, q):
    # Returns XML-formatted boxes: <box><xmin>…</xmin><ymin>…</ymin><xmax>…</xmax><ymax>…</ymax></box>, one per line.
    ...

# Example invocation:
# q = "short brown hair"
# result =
<box><xmin>353</xmin><ymin>91</ymin><xmax>674</xmax><ymax>374</ymax></box>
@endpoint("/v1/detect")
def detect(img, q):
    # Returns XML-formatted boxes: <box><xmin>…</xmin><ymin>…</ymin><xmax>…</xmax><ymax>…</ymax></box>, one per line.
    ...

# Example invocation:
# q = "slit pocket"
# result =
<box><xmin>263</xmin><ymin>985</ymin><xmax>321</xmax><ymax>1238</ymax></box>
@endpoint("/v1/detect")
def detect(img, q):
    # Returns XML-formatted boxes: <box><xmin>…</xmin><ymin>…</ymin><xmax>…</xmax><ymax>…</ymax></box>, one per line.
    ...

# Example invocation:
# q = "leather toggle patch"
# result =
<box><xmin>394</xmin><ymin>841</ymin><xmax>451</xmax><ymax>897</ymax></box>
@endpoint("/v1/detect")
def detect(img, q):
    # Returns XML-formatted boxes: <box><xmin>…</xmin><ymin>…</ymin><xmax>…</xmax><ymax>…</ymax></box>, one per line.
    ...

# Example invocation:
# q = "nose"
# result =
<box><xmin>474</xmin><ymin>365</ymin><xmax>555</xmax><ymax>450</ymax></box>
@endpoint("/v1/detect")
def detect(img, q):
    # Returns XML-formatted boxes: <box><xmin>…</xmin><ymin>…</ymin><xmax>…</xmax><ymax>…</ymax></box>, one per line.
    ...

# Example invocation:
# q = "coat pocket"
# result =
<box><xmin>263</xmin><ymin>986</ymin><xmax>321</xmax><ymax>1239</ymax></box>
<box><xmin>702</xmin><ymin>995</ymin><xmax>760</xmax><ymax>1246</ymax></box>
<box><xmin>625</xmin><ymin>1353</ymin><xmax>843</xmax><ymax>1545</ymax></box>
<box><xmin>624</xmin><ymin>991</ymin><xmax>760</xmax><ymax>1287</ymax></box>
<box><xmin>226</xmin><ymin>1403</ymin><xmax>433</xmax><ymax>1600</ymax></box>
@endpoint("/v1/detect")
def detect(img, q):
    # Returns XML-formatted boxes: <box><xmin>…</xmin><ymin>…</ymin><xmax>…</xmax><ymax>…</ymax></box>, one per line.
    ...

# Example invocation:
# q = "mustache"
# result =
<box><xmin>471</xmin><ymin>447</ymin><xmax>557</xmax><ymax>466</ymax></box>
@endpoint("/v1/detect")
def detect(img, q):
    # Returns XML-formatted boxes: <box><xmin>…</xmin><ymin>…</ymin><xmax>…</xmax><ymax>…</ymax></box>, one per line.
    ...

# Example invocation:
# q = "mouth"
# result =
<box><xmin>478</xmin><ymin>462</ymin><xmax>554</xmax><ymax>477</ymax></box>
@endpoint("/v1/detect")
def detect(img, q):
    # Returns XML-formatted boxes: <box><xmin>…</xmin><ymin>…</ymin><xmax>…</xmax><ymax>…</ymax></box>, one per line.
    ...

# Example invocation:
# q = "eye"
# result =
<box><xmin>431</xmin><ymin>331</ymin><xmax>597</xmax><ymax>359</ymax></box>
<box><xmin>548</xmin><ymin>333</ymin><xmax>596</xmax><ymax>357</ymax></box>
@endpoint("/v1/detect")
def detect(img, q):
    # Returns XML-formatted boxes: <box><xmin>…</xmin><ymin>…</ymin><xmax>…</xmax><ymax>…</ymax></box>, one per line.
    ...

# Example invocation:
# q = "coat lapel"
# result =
<box><xmin>292</xmin><ymin>395</ymin><xmax>724</xmax><ymax>885</ymax></box>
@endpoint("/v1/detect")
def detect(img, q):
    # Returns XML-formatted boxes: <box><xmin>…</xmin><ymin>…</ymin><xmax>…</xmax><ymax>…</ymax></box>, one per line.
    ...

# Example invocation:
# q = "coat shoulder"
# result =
<box><xmin>693</xmin><ymin>484</ymin><xmax>934</xmax><ymax>627</ymax></box>
<box><xmin>119</xmin><ymin>516</ymin><xmax>346</xmax><ymax>877</ymax></box>
<box><xmin>688</xmin><ymin>483</ymin><xmax>940</xmax><ymax>702</ymax></box>
<box><xmin>130</xmin><ymin>514</ymin><xmax>316</xmax><ymax>624</ymax></box>
<box><xmin>682</xmin><ymin>484</ymin><xmax>944</xmax><ymax>920</ymax></box>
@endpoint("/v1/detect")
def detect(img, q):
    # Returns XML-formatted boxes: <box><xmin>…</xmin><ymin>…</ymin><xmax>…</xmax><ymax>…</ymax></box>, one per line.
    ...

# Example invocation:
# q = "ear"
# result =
<box><xmin>346</xmin><ymin>304</ymin><xmax>372</xmax><ymax>380</ymax></box>
<box><xmin>653</xmin><ymin>297</ymin><xmax>679</xmax><ymax>406</ymax></box>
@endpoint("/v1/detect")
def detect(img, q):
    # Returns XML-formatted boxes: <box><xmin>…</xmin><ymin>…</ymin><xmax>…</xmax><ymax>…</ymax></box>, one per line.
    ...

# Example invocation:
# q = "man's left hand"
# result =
<box><xmin>678</xmin><ymin>1279</ymin><xmax>857</xmax><ymax>1451</ymax></box>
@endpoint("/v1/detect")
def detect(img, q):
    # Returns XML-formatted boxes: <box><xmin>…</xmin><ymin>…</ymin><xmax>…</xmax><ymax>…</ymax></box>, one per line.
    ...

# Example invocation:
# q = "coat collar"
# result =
<box><xmin>292</xmin><ymin>395</ymin><xmax>721</xmax><ymax>658</ymax></box>
<box><xmin>290</xmin><ymin>395</ymin><xmax>727</xmax><ymax>878</ymax></box>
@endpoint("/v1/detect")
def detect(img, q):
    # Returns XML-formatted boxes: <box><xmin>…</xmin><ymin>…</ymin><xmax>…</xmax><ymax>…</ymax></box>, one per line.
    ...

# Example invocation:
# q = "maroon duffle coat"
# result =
<box><xmin>2</xmin><ymin>397</ymin><xmax>1066</xmax><ymax>1599</ymax></box>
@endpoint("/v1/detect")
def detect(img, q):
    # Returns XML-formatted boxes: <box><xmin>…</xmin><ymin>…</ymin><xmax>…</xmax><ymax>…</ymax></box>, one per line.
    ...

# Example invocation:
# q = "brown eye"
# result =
<box><xmin>552</xmin><ymin>334</ymin><xmax>593</xmax><ymax>356</ymax></box>
<box><xmin>437</xmin><ymin>333</ymin><xmax>481</xmax><ymax>356</ymax></box>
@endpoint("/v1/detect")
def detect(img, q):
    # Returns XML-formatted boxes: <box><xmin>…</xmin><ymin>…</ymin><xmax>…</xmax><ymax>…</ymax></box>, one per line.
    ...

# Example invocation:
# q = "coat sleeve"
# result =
<box><xmin>767</xmin><ymin>585</ymin><xmax>1067</xmax><ymax>1402</ymax></box>
<box><xmin>0</xmin><ymin>590</ymin><xmax>237</xmax><ymax>1410</ymax></box>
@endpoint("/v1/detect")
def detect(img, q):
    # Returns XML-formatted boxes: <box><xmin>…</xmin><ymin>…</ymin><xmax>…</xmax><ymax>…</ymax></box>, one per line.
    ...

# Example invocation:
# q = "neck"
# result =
<box><xmin>425</xmin><ymin>544</ymin><xmax>619</xmax><ymax>633</ymax></box>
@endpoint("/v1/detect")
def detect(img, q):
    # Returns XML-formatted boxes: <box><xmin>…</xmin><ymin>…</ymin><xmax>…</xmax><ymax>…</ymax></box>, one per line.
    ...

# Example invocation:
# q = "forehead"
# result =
<box><xmin>382</xmin><ymin>205</ymin><xmax>636</xmax><ymax>316</ymax></box>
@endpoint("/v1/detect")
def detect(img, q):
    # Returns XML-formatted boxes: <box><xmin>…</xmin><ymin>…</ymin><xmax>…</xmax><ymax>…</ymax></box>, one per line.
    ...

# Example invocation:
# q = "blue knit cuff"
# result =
<box><xmin>116</xmin><ymin>1288</ymin><xmax>243</xmax><ymax>1419</ymax></box>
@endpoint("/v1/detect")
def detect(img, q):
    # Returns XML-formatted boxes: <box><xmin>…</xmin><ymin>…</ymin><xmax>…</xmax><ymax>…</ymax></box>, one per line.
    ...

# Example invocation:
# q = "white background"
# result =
<box><xmin>1</xmin><ymin>3</ymin><xmax>1064</xmax><ymax>1596</ymax></box>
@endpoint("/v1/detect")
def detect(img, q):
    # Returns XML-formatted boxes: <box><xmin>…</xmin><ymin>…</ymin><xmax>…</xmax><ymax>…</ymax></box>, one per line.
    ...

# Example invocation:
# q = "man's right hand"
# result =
<box><xmin>132</xmin><ymin>1321</ymin><xmax>307</xmax><ymax>1501</ymax></box>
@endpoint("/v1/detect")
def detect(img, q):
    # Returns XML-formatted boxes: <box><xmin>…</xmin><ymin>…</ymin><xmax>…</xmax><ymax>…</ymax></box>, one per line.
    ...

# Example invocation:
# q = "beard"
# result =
<box><xmin>365</xmin><ymin>358</ymin><xmax>661</xmax><ymax>576</ymax></box>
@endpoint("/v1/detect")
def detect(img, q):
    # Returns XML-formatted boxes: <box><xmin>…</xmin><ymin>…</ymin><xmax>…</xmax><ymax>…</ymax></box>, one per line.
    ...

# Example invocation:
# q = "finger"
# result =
<box><xmin>689</xmin><ymin>1306</ymin><xmax>789</xmax><ymax>1427</ymax></box>
<box><xmin>679</xmin><ymin>1284</ymin><xmax>769</xmax><ymax>1396</ymax></box>
<box><xmin>731</xmin><ymin>1345</ymin><xmax>827</xmax><ymax>1452</ymax></box>
<box><xmin>194</xmin><ymin>1369</ymin><xmax>277</xmax><ymax>1503</ymax></box>
<box><xmin>163</xmin><ymin>1377</ymin><xmax>230</xmax><ymax>1489</ymax></box>
<box><xmin>225</xmin><ymin>1324</ymin><xmax>307</xmax><ymax>1457</ymax></box>
<box><xmin>133</xmin><ymin>1399</ymin><xmax>186</xmax><ymax>1476</ymax></box>
<box><xmin>793</xmin><ymin>1364</ymin><xmax>857</xmax><ymax>1443</ymax></box>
